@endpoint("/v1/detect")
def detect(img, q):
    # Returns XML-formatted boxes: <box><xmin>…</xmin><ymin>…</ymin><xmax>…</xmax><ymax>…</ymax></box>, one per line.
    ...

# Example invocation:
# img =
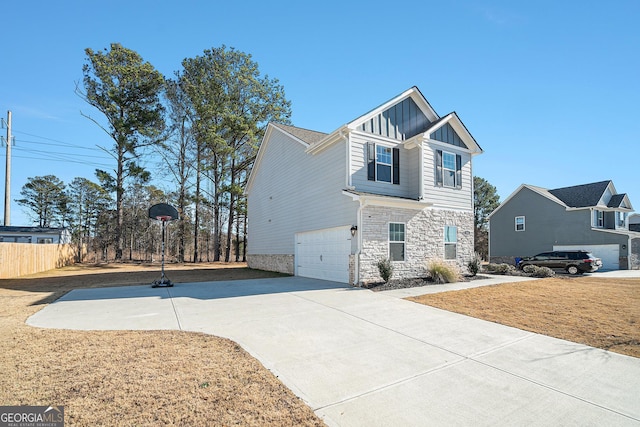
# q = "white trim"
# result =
<box><xmin>347</xmin><ymin>87</ymin><xmax>439</xmax><ymax>131</ymax></box>
<box><xmin>388</xmin><ymin>222</ymin><xmax>406</xmax><ymax>262</ymax></box>
<box><xmin>441</xmin><ymin>150</ymin><xmax>457</xmax><ymax>188</ymax></box>
<box><xmin>515</xmin><ymin>215</ymin><xmax>525</xmax><ymax>232</ymax></box>
<box><xmin>247</xmin><ymin>123</ymin><xmax>309</xmax><ymax>193</ymax></box>
<box><xmin>426</xmin><ymin>112</ymin><xmax>483</xmax><ymax>155</ymax></box>
<box><xmin>444</xmin><ymin>225</ymin><xmax>457</xmax><ymax>259</ymax></box>
<box><xmin>342</xmin><ymin>190</ymin><xmax>430</xmax><ymax>210</ymax></box>
<box><xmin>374</xmin><ymin>143</ymin><xmax>393</xmax><ymax>184</ymax></box>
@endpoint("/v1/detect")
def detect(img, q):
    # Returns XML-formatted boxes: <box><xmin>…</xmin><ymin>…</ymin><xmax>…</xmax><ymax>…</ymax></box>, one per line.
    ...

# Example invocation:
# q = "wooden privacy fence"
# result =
<box><xmin>0</xmin><ymin>243</ymin><xmax>80</xmax><ymax>279</ymax></box>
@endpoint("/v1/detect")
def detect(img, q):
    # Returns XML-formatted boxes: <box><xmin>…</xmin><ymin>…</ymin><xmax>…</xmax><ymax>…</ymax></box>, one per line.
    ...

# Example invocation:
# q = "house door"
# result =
<box><xmin>295</xmin><ymin>226</ymin><xmax>351</xmax><ymax>283</ymax></box>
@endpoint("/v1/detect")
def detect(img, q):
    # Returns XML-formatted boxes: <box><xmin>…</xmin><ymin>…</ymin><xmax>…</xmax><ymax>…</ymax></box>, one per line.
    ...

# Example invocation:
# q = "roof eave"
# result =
<box><xmin>306</xmin><ymin>125</ymin><xmax>350</xmax><ymax>154</ymax></box>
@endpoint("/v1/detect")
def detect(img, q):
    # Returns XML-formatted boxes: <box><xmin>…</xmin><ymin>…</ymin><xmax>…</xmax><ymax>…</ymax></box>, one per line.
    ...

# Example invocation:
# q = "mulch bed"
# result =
<box><xmin>364</xmin><ymin>274</ymin><xmax>490</xmax><ymax>292</ymax></box>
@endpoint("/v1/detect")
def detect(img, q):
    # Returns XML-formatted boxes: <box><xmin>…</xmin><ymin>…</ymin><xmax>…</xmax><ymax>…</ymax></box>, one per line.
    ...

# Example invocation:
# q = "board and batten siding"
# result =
<box><xmin>248</xmin><ymin>128</ymin><xmax>357</xmax><ymax>255</ymax></box>
<box><xmin>350</xmin><ymin>131</ymin><xmax>421</xmax><ymax>199</ymax></box>
<box><xmin>422</xmin><ymin>142</ymin><xmax>473</xmax><ymax>210</ymax></box>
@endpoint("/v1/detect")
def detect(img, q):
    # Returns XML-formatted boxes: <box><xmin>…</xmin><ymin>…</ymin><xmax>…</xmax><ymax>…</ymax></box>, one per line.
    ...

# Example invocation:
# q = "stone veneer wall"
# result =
<box><xmin>247</xmin><ymin>254</ymin><xmax>294</xmax><ymax>275</ymax></box>
<box><xmin>358</xmin><ymin>205</ymin><xmax>474</xmax><ymax>284</ymax></box>
<box><xmin>631</xmin><ymin>238</ymin><xmax>640</xmax><ymax>270</ymax></box>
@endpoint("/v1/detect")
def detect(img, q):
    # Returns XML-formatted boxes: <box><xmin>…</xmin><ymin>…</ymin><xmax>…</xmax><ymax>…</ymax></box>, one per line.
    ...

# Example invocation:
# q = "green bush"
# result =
<box><xmin>467</xmin><ymin>252</ymin><xmax>482</xmax><ymax>276</ymax></box>
<box><xmin>377</xmin><ymin>258</ymin><xmax>394</xmax><ymax>283</ymax></box>
<box><xmin>426</xmin><ymin>260</ymin><xmax>460</xmax><ymax>284</ymax></box>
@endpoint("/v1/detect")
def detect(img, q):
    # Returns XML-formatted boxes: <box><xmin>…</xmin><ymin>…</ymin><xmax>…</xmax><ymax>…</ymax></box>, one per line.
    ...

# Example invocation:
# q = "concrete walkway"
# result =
<box><xmin>27</xmin><ymin>275</ymin><xmax>640</xmax><ymax>426</ymax></box>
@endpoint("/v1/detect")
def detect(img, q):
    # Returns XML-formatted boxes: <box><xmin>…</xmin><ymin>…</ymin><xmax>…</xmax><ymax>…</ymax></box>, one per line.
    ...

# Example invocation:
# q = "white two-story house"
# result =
<box><xmin>246</xmin><ymin>86</ymin><xmax>483</xmax><ymax>284</ymax></box>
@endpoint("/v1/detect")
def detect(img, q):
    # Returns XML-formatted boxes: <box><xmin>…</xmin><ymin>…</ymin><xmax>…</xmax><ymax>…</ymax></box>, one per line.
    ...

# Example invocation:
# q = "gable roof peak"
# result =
<box><xmin>271</xmin><ymin>122</ymin><xmax>328</xmax><ymax>145</ymax></box>
<box><xmin>548</xmin><ymin>180</ymin><xmax>614</xmax><ymax>208</ymax></box>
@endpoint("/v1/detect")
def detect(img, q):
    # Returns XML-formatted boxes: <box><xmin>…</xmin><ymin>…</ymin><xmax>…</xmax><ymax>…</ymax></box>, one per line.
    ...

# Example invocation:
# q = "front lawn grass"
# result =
<box><xmin>408</xmin><ymin>277</ymin><xmax>640</xmax><ymax>358</ymax></box>
<box><xmin>0</xmin><ymin>263</ymin><xmax>324</xmax><ymax>426</ymax></box>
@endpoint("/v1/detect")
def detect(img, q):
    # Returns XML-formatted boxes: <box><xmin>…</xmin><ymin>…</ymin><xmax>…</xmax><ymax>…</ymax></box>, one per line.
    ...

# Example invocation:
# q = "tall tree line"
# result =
<box><xmin>15</xmin><ymin>43</ymin><xmax>291</xmax><ymax>263</ymax></box>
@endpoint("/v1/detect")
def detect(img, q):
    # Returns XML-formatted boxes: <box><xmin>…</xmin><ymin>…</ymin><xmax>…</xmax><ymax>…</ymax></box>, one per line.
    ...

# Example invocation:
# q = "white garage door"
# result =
<box><xmin>295</xmin><ymin>226</ymin><xmax>351</xmax><ymax>283</ymax></box>
<box><xmin>553</xmin><ymin>244</ymin><xmax>619</xmax><ymax>270</ymax></box>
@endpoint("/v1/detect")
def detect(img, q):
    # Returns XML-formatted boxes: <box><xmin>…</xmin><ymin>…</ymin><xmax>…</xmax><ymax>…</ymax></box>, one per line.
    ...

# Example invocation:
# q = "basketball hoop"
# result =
<box><xmin>148</xmin><ymin>203</ymin><xmax>180</xmax><ymax>288</ymax></box>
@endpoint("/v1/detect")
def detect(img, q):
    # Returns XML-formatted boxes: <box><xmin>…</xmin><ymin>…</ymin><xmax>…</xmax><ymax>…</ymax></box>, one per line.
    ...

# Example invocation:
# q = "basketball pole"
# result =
<box><xmin>152</xmin><ymin>217</ymin><xmax>173</xmax><ymax>287</ymax></box>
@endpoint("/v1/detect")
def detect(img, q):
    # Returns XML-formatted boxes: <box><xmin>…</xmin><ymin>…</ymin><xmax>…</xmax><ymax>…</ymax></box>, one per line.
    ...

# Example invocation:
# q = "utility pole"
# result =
<box><xmin>4</xmin><ymin>110</ymin><xmax>11</xmax><ymax>226</ymax></box>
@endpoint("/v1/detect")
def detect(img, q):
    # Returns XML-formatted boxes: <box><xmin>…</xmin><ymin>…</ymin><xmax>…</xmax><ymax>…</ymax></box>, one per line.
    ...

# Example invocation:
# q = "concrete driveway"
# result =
<box><xmin>28</xmin><ymin>276</ymin><xmax>640</xmax><ymax>426</ymax></box>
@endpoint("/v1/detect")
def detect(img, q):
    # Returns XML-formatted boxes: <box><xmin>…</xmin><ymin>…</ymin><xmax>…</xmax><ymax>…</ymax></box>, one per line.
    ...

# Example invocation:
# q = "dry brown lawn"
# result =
<box><xmin>408</xmin><ymin>276</ymin><xmax>640</xmax><ymax>358</ymax></box>
<box><xmin>0</xmin><ymin>262</ymin><xmax>324</xmax><ymax>426</ymax></box>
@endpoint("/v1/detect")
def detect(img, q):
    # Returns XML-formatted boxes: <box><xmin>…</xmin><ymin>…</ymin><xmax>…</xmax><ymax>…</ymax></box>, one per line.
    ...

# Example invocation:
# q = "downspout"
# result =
<box><xmin>419</xmin><ymin>139</ymin><xmax>425</xmax><ymax>200</ymax></box>
<box><xmin>343</xmin><ymin>128</ymin><xmax>352</xmax><ymax>188</ymax></box>
<box><xmin>355</xmin><ymin>198</ymin><xmax>365</xmax><ymax>285</ymax></box>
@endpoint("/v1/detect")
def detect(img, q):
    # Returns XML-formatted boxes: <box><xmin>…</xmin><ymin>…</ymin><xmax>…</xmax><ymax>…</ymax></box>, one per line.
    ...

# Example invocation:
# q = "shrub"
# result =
<box><xmin>377</xmin><ymin>258</ymin><xmax>394</xmax><ymax>283</ymax></box>
<box><xmin>522</xmin><ymin>264</ymin><xmax>555</xmax><ymax>277</ymax></box>
<box><xmin>467</xmin><ymin>252</ymin><xmax>482</xmax><ymax>276</ymax></box>
<box><xmin>426</xmin><ymin>260</ymin><xmax>461</xmax><ymax>284</ymax></box>
<box><xmin>485</xmin><ymin>263</ymin><xmax>516</xmax><ymax>275</ymax></box>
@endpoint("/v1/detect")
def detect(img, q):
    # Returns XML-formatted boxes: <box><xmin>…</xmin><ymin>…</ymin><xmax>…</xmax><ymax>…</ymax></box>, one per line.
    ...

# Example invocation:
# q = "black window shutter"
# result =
<box><xmin>455</xmin><ymin>154</ymin><xmax>462</xmax><ymax>189</ymax></box>
<box><xmin>392</xmin><ymin>148</ymin><xmax>400</xmax><ymax>185</ymax></box>
<box><xmin>367</xmin><ymin>142</ymin><xmax>375</xmax><ymax>181</ymax></box>
<box><xmin>435</xmin><ymin>150</ymin><xmax>443</xmax><ymax>186</ymax></box>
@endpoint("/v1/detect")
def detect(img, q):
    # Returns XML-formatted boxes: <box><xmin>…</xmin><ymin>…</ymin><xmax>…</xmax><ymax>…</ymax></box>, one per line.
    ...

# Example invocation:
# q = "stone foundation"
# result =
<box><xmin>247</xmin><ymin>254</ymin><xmax>294</xmax><ymax>275</ymax></box>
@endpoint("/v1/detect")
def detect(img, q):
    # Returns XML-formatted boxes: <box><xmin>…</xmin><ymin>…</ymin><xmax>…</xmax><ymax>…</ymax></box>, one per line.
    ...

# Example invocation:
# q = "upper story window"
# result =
<box><xmin>593</xmin><ymin>209</ymin><xmax>604</xmax><ymax>228</ymax></box>
<box><xmin>435</xmin><ymin>150</ymin><xmax>462</xmax><ymax>189</ymax></box>
<box><xmin>376</xmin><ymin>145</ymin><xmax>392</xmax><ymax>183</ymax></box>
<box><xmin>616</xmin><ymin>211</ymin><xmax>628</xmax><ymax>228</ymax></box>
<box><xmin>515</xmin><ymin>216</ymin><xmax>525</xmax><ymax>231</ymax></box>
<box><xmin>367</xmin><ymin>142</ymin><xmax>399</xmax><ymax>185</ymax></box>
<box><xmin>389</xmin><ymin>222</ymin><xmax>405</xmax><ymax>261</ymax></box>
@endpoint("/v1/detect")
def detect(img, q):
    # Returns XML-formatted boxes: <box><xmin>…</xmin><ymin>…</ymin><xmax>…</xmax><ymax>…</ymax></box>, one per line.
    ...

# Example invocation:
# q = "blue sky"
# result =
<box><xmin>2</xmin><ymin>0</ymin><xmax>639</xmax><ymax>225</ymax></box>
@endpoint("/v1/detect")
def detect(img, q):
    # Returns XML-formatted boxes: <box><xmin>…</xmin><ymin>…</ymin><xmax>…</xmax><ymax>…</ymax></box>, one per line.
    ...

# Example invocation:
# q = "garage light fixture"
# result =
<box><xmin>350</xmin><ymin>225</ymin><xmax>358</xmax><ymax>236</ymax></box>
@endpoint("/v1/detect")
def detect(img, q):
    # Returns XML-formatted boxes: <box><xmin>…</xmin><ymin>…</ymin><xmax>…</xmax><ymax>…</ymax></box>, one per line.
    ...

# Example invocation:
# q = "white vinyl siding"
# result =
<box><xmin>247</xmin><ymin>127</ymin><xmax>357</xmax><ymax>255</ymax></box>
<box><xmin>350</xmin><ymin>131</ymin><xmax>419</xmax><ymax>198</ymax></box>
<box><xmin>422</xmin><ymin>143</ymin><xmax>473</xmax><ymax>210</ymax></box>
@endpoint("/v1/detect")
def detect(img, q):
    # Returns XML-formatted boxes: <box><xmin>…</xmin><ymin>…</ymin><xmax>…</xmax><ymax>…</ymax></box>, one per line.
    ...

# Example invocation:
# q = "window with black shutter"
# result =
<box><xmin>367</xmin><ymin>143</ymin><xmax>400</xmax><ymax>184</ymax></box>
<box><xmin>436</xmin><ymin>149</ymin><xmax>462</xmax><ymax>188</ymax></box>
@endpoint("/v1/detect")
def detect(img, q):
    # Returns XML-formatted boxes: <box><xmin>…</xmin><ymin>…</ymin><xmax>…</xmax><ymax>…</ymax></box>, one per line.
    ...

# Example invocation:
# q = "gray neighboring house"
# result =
<box><xmin>0</xmin><ymin>226</ymin><xmax>71</xmax><ymax>244</ymax></box>
<box><xmin>246</xmin><ymin>86</ymin><xmax>483</xmax><ymax>284</ymax></box>
<box><xmin>489</xmin><ymin>180</ymin><xmax>640</xmax><ymax>270</ymax></box>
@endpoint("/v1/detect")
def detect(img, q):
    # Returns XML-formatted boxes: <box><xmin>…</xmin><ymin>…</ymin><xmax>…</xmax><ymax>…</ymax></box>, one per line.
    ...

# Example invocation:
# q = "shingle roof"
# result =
<box><xmin>607</xmin><ymin>194</ymin><xmax>626</xmax><ymax>208</ymax></box>
<box><xmin>547</xmin><ymin>181</ymin><xmax>611</xmax><ymax>208</ymax></box>
<box><xmin>271</xmin><ymin>123</ymin><xmax>327</xmax><ymax>145</ymax></box>
<box><xmin>0</xmin><ymin>226</ymin><xmax>66</xmax><ymax>233</ymax></box>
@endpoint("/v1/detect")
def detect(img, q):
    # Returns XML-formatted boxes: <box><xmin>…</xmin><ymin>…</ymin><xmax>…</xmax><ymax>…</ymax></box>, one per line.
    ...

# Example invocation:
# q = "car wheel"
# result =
<box><xmin>567</xmin><ymin>265</ymin><xmax>579</xmax><ymax>275</ymax></box>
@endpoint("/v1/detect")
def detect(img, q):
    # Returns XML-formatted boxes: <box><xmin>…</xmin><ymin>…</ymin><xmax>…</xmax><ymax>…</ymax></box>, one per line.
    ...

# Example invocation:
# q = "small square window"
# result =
<box><xmin>515</xmin><ymin>216</ymin><xmax>525</xmax><ymax>232</ymax></box>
